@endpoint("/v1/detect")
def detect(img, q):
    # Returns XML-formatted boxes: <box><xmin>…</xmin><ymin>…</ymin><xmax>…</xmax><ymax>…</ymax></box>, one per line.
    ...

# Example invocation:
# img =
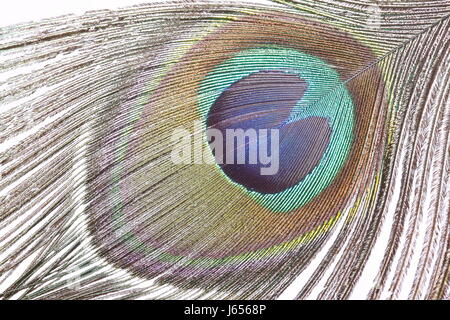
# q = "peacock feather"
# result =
<box><xmin>0</xmin><ymin>0</ymin><xmax>448</xmax><ymax>300</ymax></box>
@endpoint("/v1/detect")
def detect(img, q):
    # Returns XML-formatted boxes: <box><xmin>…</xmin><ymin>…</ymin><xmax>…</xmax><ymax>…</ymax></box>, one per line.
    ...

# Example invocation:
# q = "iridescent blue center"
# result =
<box><xmin>207</xmin><ymin>70</ymin><xmax>331</xmax><ymax>194</ymax></box>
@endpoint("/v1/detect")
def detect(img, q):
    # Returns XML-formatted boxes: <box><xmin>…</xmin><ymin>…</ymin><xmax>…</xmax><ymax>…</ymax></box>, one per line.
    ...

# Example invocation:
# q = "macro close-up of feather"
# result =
<box><xmin>0</xmin><ymin>0</ymin><xmax>449</xmax><ymax>301</ymax></box>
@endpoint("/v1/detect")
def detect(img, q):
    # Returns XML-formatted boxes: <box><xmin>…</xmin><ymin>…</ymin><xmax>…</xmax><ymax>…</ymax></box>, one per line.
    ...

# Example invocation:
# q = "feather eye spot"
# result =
<box><xmin>206</xmin><ymin>70</ymin><xmax>332</xmax><ymax>194</ymax></box>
